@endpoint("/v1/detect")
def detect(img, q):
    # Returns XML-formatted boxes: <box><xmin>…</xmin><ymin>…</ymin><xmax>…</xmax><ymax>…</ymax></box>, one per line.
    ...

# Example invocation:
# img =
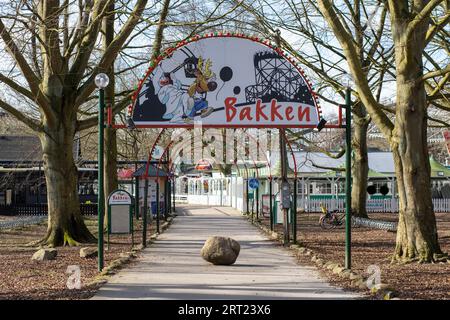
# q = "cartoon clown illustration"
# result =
<box><xmin>149</xmin><ymin>67</ymin><xmax>189</xmax><ymax>123</ymax></box>
<box><xmin>148</xmin><ymin>56</ymin><xmax>217</xmax><ymax>123</ymax></box>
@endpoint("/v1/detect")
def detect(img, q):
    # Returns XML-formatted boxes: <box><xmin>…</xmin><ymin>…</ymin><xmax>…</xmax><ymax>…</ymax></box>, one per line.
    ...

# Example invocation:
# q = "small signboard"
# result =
<box><xmin>248</xmin><ymin>178</ymin><xmax>259</xmax><ymax>189</ymax></box>
<box><xmin>108</xmin><ymin>190</ymin><xmax>133</xmax><ymax>234</ymax></box>
<box><xmin>152</xmin><ymin>145</ymin><xmax>164</xmax><ymax>160</ymax></box>
<box><xmin>195</xmin><ymin>159</ymin><xmax>213</xmax><ymax>171</ymax></box>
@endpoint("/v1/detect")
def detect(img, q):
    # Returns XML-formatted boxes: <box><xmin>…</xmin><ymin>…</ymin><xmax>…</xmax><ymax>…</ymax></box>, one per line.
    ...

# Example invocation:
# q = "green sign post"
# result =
<box><xmin>95</xmin><ymin>73</ymin><xmax>109</xmax><ymax>272</ymax></box>
<box><xmin>344</xmin><ymin>87</ymin><xmax>352</xmax><ymax>270</ymax></box>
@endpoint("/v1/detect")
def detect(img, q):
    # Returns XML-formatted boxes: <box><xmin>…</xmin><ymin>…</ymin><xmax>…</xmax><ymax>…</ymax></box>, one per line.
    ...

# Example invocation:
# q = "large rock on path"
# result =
<box><xmin>32</xmin><ymin>248</ymin><xmax>57</xmax><ymax>261</ymax></box>
<box><xmin>201</xmin><ymin>236</ymin><xmax>240</xmax><ymax>265</ymax></box>
<box><xmin>80</xmin><ymin>247</ymin><xmax>98</xmax><ymax>258</ymax></box>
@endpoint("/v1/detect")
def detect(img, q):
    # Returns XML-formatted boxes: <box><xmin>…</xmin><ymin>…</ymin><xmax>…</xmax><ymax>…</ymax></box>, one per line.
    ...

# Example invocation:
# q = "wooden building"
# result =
<box><xmin>0</xmin><ymin>135</ymin><xmax>97</xmax><ymax>214</ymax></box>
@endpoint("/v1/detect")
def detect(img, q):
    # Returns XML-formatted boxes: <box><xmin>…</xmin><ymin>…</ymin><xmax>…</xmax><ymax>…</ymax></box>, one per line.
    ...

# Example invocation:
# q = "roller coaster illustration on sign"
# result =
<box><xmin>131</xmin><ymin>35</ymin><xmax>321</xmax><ymax>127</ymax></box>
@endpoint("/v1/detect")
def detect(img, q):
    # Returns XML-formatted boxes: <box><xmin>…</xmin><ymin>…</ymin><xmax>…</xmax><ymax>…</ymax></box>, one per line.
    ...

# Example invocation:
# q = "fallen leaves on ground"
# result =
<box><xmin>0</xmin><ymin>216</ymin><xmax>156</xmax><ymax>300</ymax></box>
<box><xmin>258</xmin><ymin>211</ymin><xmax>450</xmax><ymax>300</ymax></box>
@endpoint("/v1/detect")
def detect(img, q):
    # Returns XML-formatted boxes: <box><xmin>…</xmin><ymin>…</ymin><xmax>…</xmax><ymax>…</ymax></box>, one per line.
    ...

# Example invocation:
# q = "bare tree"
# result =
<box><xmin>0</xmin><ymin>0</ymin><xmax>152</xmax><ymax>246</ymax></box>
<box><xmin>239</xmin><ymin>0</ymin><xmax>450</xmax><ymax>262</ymax></box>
<box><xmin>0</xmin><ymin>0</ymin><xmax>243</xmax><ymax>246</ymax></box>
<box><xmin>314</xmin><ymin>0</ymin><xmax>449</xmax><ymax>262</ymax></box>
<box><xmin>241</xmin><ymin>1</ymin><xmax>392</xmax><ymax>218</ymax></box>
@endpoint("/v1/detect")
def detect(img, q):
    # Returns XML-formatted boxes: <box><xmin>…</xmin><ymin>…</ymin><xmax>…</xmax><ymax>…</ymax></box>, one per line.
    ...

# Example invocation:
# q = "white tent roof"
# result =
<box><xmin>268</xmin><ymin>151</ymin><xmax>395</xmax><ymax>175</ymax></box>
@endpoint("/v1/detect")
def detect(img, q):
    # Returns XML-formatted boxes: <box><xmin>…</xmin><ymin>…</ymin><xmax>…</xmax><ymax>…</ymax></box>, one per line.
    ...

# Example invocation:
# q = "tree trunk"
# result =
<box><xmin>38</xmin><ymin>124</ymin><xmax>96</xmax><ymax>246</ymax></box>
<box><xmin>392</xmin><ymin>110</ymin><xmax>442</xmax><ymax>262</ymax></box>
<box><xmin>391</xmin><ymin>30</ymin><xmax>443</xmax><ymax>262</ymax></box>
<box><xmin>104</xmin><ymin>127</ymin><xmax>118</xmax><ymax>208</ymax></box>
<box><xmin>102</xmin><ymin>2</ymin><xmax>118</xmax><ymax>221</ymax></box>
<box><xmin>351</xmin><ymin>102</ymin><xmax>369</xmax><ymax>218</ymax></box>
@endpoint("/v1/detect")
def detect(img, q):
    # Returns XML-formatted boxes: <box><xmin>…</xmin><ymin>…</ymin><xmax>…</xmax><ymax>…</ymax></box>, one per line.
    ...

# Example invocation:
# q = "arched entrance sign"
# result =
<box><xmin>129</xmin><ymin>33</ymin><xmax>323</xmax><ymax>128</ymax></box>
<box><xmin>98</xmin><ymin>34</ymin><xmax>352</xmax><ymax>273</ymax></box>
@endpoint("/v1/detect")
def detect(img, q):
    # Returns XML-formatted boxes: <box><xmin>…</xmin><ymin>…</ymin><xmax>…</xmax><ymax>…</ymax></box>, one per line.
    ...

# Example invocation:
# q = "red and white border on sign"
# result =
<box><xmin>127</xmin><ymin>32</ymin><xmax>323</xmax><ymax>128</ymax></box>
<box><xmin>108</xmin><ymin>190</ymin><xmax>132</xmax><ymax>205</ymax></box>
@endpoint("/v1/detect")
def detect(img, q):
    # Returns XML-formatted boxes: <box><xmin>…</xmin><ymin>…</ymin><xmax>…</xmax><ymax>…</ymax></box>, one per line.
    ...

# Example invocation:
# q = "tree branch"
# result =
<box><xmin>67</xmin><ymin>0</ymin><xmax>112</xmax><ymax>87</ymax></box>
<box><xmin>75</xmin><ymin>0</ymin><xmax>149</xmax><ymax>108</ymax></box>
<box><xmin>0</xmin><ymin>18</ymin><xmax>48</xmax><ymax>107</ymax></box>
<box><xmin>317</xmin><ymin>0</ymin><xmax>394</xmax><ymax>139</ymax></box>
<box><xmin>0</xmin><ymin>99</ymin><xmax>41</xmax><ymax>132</ymax></box>
<box><xmin>420</xmin><ymin>63</ymin><xmax>450</xmax><ymax>82</ymax></box>
<box><xmin>407</xmin><ymin>0</ymin><xmax>446</xmax><ymax>39</ymax></box>
<box><xmin>425</xmin><ymin>11</ymin><xmax>450</xmax><ymax>45</ymax></box>
<box><xmin>76</xmin><ymin>93</ymin><xmax>133</xmax><ymax>131</ymax></box>
<box><xmin>0</xmin><ymin>73</ymin><xmax>35</xmax><ymax>101</ymax></box>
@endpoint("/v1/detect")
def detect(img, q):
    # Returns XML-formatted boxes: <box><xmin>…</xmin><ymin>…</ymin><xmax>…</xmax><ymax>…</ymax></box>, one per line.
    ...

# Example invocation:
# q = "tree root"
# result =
<box><xmin>35</xmin><ymin>227</ymin><xmax>96</xmax><ymax>247</ymax></box>
<box><xmin>391</xmin><ymin>251</ymin><xmax>449</xmax><ymax>264</ymax></box>
<box><xmin>390</xmin><ymin>255</ymin><xmax>419</xmax><ymax>265</ymax></box>
<box><xmin>25</xmin><ymin>239</ymin><xmax>45</xmax><ymax>248</ymax></box>
<box><xmin>432</xmin><ymin>252</ymin><xmax>449</xmax><ymax>263</ymax></box>
<box><xmin>63</xmin><ymin>232</ymin><xmax>81</xmax><ymax>247</ymax></box>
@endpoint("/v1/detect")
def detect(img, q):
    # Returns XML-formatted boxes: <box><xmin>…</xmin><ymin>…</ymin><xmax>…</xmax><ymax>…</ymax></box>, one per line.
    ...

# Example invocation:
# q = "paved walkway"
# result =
<box><xmin>93</xmin><ymin>205</ymin><xmax>360</xmax><ymax>300</ymax></box>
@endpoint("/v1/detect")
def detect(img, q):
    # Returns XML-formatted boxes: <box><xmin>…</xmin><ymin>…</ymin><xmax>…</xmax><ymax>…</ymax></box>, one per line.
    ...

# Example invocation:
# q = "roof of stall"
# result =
<box><xmin>133</xmin><ymin>165</ymin><xmax>168</xmax><ymax>178</ymax></box>
<box><xmin>320</xmin><ymin>167</ymin><xmax>389</xmax><ymax>178</ymax></box>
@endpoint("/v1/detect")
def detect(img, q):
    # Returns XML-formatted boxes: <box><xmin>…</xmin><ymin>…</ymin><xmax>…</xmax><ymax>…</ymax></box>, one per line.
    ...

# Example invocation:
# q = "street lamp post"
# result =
<box><xmin>344</xmin><ymin>86</ymin><xmax>352</xmax><ymax>270</ymax></box>
<box><xmin>95</xmin><ymin>73</ymin><xmax>109</xmax><ymax>272</ymax></box>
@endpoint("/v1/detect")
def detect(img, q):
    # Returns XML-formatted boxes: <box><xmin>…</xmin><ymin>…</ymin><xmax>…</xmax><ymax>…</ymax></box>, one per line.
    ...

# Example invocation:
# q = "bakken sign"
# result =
<box><xmin>131</xmin><ymin>34</ymin><xmax>322</xmax><ymax>128</ymax></box>
<box><xmin>108</xmin><ymin>190</ymin><xmax>132</xmax><ymax>205</ymax></box>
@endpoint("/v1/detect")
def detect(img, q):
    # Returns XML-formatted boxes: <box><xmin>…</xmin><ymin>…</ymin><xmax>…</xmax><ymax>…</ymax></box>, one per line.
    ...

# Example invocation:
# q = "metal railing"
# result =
<box><xmin>0</xmin><ymin>203</ymin><xmax>98</xmax><ymax>216</ymax></box>
<box><xmin>0</xmin><ymin>216</ymin><xmax>47</xmax><ymax>230</ymax></box>
<box><xmin>352</xmin><ymin>216</ymin><xmax>397</xmax><ymax>232</ymax></box>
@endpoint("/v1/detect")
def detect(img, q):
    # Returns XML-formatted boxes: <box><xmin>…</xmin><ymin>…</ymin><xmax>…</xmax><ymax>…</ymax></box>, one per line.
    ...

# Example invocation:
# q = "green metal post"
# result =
<box><xmin>345</xmin><ymin>87</ymin><xmax>352</xmax><ymax>270</ymax></box>
<box><xmin>167</xmin><ymin>179</ymin><xmax>170</xmax><ymax>217</ymax></box>
<box><xmin>172</xmin><ymin>177</ymin><xmax>176</xmax><ymax>213</ymax></box>
<box><xmin>97</xmin><ymin>88</ymin><xmax>105</xmax><ymax>272</ymax></box>
<box><xmin>279</xmin><ymin>129</ymin><xmax>290</xmax><ymax>245</ymax></box>
<box><xmin>269</xmin><ymin>178</ymin><xmax>273</xmax><ymax>231</ymax></box>
<box><xmin>293</xmin><ymin>178</ymin><xmax>297</xmax><ymax>243</ymax></box>
<box><xmin>168</xmin><ymin>179</ymin><xmax>172</xmax><ymax>214</ymax></box>
<box><xmin>135</xmin><ymin>176</ymin><xmax>139</xmax><ymax>220</ymax></box>
<box><xmin>142</xmin><ymin>178</ymin><xmax>148</xmax><ymax>247</ymax></box>
<box><xmin>163</xmin><ymin>179</ymin><xmax>168</xmax><ymax>220</ymax></box>
<box><xmin>220</xmin><ymin>179</ymin><xmax>223</xmax><ymax>206</ymax></box>
<box><xmin>246</xmin><ymin>179</ymin><xmax>249</xmax><ymax>215</ymax></box>
<box><xmin>256</xmin><ymin>184</ymin><xmax>259</xmax><ymax>221</ymax></box>
<box><xmin>156</xmin><ymin>179</ymin><xmax>160</xmax><ymax>233</ymax></box>
<box><xmin>251</xmin><ymin>173</ymin><xmax>254</xmax><ymax>221</ymax></box>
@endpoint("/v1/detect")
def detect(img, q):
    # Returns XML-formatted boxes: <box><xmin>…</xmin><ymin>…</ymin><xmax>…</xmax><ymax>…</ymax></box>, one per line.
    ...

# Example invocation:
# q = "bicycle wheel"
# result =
<box><xmin>319</xmin><ymin>215</ymin><xmax>336</xmax><ymax>229</ymax></box>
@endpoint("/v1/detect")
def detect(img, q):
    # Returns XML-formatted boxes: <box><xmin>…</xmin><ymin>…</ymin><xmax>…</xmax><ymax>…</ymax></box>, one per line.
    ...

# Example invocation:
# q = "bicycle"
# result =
<box><xmin>319</xmin><ymin>209</ymin><xmax>345</xmax><ymax>229</ymax></box>
<box><xmin>318</xmin><ymin>204</ymin><xmax>355</xmax><ymax>229</ymax></box>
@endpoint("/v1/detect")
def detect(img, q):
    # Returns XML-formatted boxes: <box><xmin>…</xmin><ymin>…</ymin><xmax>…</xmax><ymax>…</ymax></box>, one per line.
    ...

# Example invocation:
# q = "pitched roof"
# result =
<box><xmin>269</xmin><ymin>151</ymin><xmax>396</xmax><ymax>175</ymax></box>
<box><xmin>0</xmin><ymin>136</ymin><xmax>42</xmax><ymax>162</ymax></box>
<box><xmin>320</xmin><ymin>167</ymin><xmax>389</xmax><ymax>178</ymax></box>
<box><xmin>0</xmin><ymin>135</ymin><xmax>80</xmax><ymax>163</ymax></box>
<box><xmin>133</xmin><ymin>164</ymin><xmax>168</xmax><ymax>177</ymax></box>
